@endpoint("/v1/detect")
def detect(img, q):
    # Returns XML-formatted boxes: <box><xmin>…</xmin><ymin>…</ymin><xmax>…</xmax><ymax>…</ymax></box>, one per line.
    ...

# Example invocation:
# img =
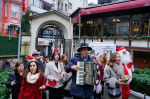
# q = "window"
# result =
<box><xmin>40</xmin><ymin>1</ymin><xmax>43</xmax><ymax>9</ymax></box>
<box><xmin>116</xmin><ymin>22</ymin><xmax>129</xmax><ymax>36</ymax></box>
<box><xmin>30</xmin><ymin>0</ymin><xmax>33</xmax><ymax>5</ymax></box>
<box><xmin>104</xmin><ymin>23</ymin><xmax>115</xmax><ymax>36</ymax></box>
<box><xmin>34</xmin><ymin>0</ymin><xmax>40</xmax><ymax>7</ymax></box>
<box><xmin>65</xmin><ymin>4</ymin><xmax>67</xmax><ymax>11</ymax></box>
<box><xmin>58</xmin><ymin>2</ymin><xmax>60</xmax><ymax>10</ymax></box>
<box><xmin>12</xmin><ymin>4</ymin><xmax>19</xmax><ymax>18</ymax></box>
<box><xmin>69</xmin><ymin>3</ymin><xmax>72</xmax><ymax>9</ymax></box>
<box><xmin>61</xmin><ymin>3</ymin><xmax>63</xmax><ymax>10</ymax></box>
<box><xmin>5</xmin><ymin>3</ymin><xmax>8</xmax><ymax>17</ymax></box>
<box><xmin>132</xmin><ymin>21</ymin><xmax>149</xmax><ymax>36</ymax></box>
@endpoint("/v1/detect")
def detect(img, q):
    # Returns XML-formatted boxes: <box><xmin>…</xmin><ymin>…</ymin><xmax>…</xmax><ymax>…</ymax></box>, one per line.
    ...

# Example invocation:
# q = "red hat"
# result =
<box><xmin>54</xmin><ymin>49</ymin><xmax>59</xmax><ymax>53</ymax></box>
<box><xmin>26</xmin><ymin>55</ymin><xmax>36</xmax><ymax>61</ymax></box>
<box><xmin>117</xmin><ymin>47</ymin><xmax>126</xmax><ymax>52</ymax></box>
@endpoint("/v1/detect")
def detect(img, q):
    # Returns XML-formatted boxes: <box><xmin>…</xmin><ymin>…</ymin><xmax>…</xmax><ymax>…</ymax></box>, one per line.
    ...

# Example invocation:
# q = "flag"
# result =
<box><xmin>22</xmin><ymin>0</ymin><xmax>25</xmax><ymax>12</ymax></box>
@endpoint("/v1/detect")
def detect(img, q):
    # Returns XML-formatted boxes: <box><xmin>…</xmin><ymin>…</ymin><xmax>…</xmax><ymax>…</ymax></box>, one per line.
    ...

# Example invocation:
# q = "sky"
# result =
<box><xmin>88</xmin><ymin>0</ymin><xmax>98</xmax><ymax>4</ymax></box>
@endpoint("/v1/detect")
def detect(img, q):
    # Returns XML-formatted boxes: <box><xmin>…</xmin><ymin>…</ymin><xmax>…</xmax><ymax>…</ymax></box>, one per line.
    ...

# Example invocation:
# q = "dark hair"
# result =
<box><xmin>100</xmin><ymin>55</ymin><xmax>107</xmax><ymax>67</ymax></box>
<box><xmin>23</xmin><ymin>61</ymin><xmax>44</xmax><ymax>79</ymax></box>
<box><xmin>50</xmin><ymin>52</ymin><xmax>61</xmax><ymax>61</ymax></box>
<box><xmin>15</xmin><ymin>61</ymin><xmax>24</xmax><ymax>69</ymax></box>
<box><xmin>107</xmin><ymin>52</ymin><xmax>119</xmax><ymax>67</ymax></box>
<box><xmin>61</xmin><ymin>54</ymin><xmax>69</xmax><ymax>68</ymax></box>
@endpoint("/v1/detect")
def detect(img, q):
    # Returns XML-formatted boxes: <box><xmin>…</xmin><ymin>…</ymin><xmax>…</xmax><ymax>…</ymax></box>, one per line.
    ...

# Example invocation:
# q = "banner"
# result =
<box><xmin>23</xmin><ymin>0</ymin><xmax>25</xmax><ymax>12</ymax></box>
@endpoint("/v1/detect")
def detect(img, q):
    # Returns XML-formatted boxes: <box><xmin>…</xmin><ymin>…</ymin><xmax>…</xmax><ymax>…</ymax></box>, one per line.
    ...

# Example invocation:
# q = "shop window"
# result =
<box><xmin>12</xmin><ymin>4</ymin><xmax>19</xmax><ymax>18</ymax></box>
<box><xmin>93</xmin><ymin>18</ymin><xmax>102</xmax><ymax>36</ymax></box>
<box><xmin>104</xmin><ymin>23</ymin><xmax>115</xmax><ymax>36</ymax></box>
<box><xmin>132</xmin><ymin>21</ymin><xmax>149</xmax><ymax>36</ymax></box>
<box><xmin>116</xmin><ymin>15</ymin><xmax>130</xmax><ymax>21</ymax></box>
<box><xmin>105</xmin><ymin>16</ymin><xmax>115</xmax><ymax>22</ymax></box>
<box><xmin>85</xmin><ymin>19</ymin><xmax>93</xmax><ymax>36</ymax></box>
<box><xmin>116</xmin><ymin>22</ymin><xmax>129</xmax><ymax>36</ymax></box>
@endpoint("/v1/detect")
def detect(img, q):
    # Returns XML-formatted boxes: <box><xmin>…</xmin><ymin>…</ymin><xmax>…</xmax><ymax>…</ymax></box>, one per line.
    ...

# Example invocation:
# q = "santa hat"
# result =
<box><xmin>26</xmin><ymin>55</ymin><xmax>36</xmax><ymax>62</ymax></box>
<box><xmin>117</xmin><ymin>47</ymin><xmax>126</xmax><ymax>52</ymax></box>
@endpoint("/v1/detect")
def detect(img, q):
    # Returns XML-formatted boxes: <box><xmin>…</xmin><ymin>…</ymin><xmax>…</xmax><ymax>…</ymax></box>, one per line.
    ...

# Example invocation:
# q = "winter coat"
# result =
<box><xmin>103</xmin><ymin>62</ymin><xmax>124</xmax><ymax>99</ymax></box>
<box><xmin>45</xmin><ymin>61</ymin><xmax>66</xmax><ymax>88</ymax></box>
<box><xmin>63</xmin><ymin>72</ymin><xmax>72</xmax><ymax>90</ymax></box>
<box><xmin>6</xmin><ymin>69</ymin><xmax>23</xmax><ymax>99</ymax></box>
<box><xmin>65</xmin><ymin>53</ymin><xmax>94</xmax><ymax>98</ymax></box>
<box><xmin>18</xmin><ymin>76</ymin><xmax>46</xmax><ymax>99</ymax></box>
<box><xmin>98</xmin><ymin>64</ymin><xmax>104</xmax><ymax>81</ymax></box>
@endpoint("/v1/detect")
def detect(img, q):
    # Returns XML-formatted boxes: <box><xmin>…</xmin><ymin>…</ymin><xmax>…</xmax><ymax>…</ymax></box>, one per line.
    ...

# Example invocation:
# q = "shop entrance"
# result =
<box><xmin>37</xmin><ymin>24</ymin><xmax>71</xmax><ymax>59</ymax></box>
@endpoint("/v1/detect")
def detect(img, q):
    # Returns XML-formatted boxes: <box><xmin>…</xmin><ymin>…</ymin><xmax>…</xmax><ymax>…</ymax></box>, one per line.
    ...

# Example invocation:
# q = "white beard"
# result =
<box><xmin>118</xmin><ymin>51</ymin><xmax>132</xmax><ymax>65</ymax></box>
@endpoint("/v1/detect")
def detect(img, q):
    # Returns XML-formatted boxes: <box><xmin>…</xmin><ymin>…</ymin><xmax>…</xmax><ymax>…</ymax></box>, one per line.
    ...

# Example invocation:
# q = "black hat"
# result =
<box><xmin>77</xmin><ymin>43</ymin><xmax>92</xmax><ymax>52</ymax></box>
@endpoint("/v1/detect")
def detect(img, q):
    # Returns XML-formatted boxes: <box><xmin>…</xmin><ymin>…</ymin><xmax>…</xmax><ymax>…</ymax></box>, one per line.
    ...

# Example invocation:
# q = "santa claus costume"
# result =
<box><xmin>117</xmin><ymin>47</ymin><xmax>134</xmax><ymax>99</ymax></box>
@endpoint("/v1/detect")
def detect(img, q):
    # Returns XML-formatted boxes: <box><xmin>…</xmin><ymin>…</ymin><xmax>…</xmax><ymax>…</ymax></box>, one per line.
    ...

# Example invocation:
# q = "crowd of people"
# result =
<box><xmin>6</xmin><ymin>43</ymin><xmax>134</xmax><ymax>99</ymax></box>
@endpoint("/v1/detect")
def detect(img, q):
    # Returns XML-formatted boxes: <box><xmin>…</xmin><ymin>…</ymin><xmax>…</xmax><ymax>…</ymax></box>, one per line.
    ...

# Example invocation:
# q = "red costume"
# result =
<box><xmin>118</xmin><ymin>47</ymin><xmax>134</xmax><ymax>99</ymax></box>
<box><xmin>18</xmin><ymin>76</ymin><xmax>46</xmax><ymax>99</ymax></box>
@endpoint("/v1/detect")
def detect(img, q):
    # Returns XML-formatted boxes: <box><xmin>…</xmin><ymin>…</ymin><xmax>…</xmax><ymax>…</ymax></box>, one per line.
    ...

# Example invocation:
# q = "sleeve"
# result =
<box><xmin>6</xmin><ymin>73</ymin><xmax>14</xmax><ymax>88</ymax></box>
<box><xmin>65</xmin><ymin>57</ymin><xmax>77</xmax><ymax>73</ymax></box>
<box><xmin>103</xmin><ymin>68</ymin><xmax>118</xmax><ymax>88</ymax></box>
<box><xmin>18</xmin><ymin>78</ymin><xmax>26</xmax><ymax>99</ymax></box>
<box><xmin>45</xmin><ymin>63</ymin><xmax>55</xmax><ymax>81</ymax></box>
<box><xmin>41</xmin><ymin>76</ymin><xmax>46</xmax><ymax>88</ymax></box>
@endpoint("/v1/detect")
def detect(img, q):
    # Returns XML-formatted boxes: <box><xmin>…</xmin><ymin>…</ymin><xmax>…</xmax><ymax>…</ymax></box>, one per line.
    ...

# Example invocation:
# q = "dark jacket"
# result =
<box><xmin>65</xmin><ymin>53</ymin><xmax>94</xmax><ymax>98</ymax></box>
<box><xmin>6</xmin><ymin>69</ymin><xmax>23</xmax><ymax>99</ymax></box>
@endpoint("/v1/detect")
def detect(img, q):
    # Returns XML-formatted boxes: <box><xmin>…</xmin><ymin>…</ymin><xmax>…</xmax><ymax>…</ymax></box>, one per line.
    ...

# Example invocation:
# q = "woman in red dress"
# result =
<box><xmin>18</xmin><ymin>61</ymin><xmax>46</xmax><ymax>99</ymax></box>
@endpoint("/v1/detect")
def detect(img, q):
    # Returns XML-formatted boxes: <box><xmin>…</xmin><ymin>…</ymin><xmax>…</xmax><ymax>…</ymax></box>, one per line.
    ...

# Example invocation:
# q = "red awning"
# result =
<box><xmin>81</xmin><ymin>0</ymin><xmax>150</xmax><ymax>16</ymax></box>
<box><xmin>73</xmin><ymin>17</ymin><xmax>79</xmax><ymax>24</ymax></box>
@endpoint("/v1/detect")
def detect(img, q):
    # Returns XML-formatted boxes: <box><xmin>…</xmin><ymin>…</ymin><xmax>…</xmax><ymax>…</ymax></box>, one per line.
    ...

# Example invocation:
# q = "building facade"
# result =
<box><xmin>0</xmin><ymin>0</ymin><xmax>22</xmax><ymax>37</ymax></box>
<box><xmin>72</xmin><ymin>0</ymin><xmax>150</xmax><ymax>68</ymax></box>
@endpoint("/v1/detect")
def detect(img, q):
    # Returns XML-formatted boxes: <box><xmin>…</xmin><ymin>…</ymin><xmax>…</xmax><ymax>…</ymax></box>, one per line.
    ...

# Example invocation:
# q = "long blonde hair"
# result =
<box><xmin>107</xmin><ymin>52</ymin><xmax>118</xmax><ymax>67</ymax></box>
<box><xmin>61</xmin><ymin>54</ymin><xmax>69</xmax><ymax>68</ymax></box>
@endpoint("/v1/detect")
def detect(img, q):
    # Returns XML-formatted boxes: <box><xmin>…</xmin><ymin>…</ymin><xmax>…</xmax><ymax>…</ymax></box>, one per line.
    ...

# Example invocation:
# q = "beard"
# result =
<box><xmin>118</xmin><ymin>51</ymin><xmax>132</xmax><ymax>65</ymax></box>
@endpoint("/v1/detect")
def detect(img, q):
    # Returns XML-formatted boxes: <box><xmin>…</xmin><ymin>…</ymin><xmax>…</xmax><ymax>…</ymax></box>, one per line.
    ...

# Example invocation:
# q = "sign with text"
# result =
<box><xmin>38</xmin><ymin>38</ymin><xmax>49</xmax><ymax>45</ymax></box>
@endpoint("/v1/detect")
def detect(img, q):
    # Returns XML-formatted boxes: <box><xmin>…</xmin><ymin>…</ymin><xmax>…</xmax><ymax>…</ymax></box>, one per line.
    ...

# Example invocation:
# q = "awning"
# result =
<box><xmin>81</xmin><ymin>0</ymin><xmax>150</xmax><ymax>16</ymax></box>
<box><xmin>73</xmin><ymin>17</ymin><xmax>79</xmax><ymax>24</ymax></box>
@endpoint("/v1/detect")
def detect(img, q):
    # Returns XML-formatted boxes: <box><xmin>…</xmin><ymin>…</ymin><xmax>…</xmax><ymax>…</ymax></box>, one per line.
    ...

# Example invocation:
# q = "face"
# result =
<box><xmin>80</xmin><ymin>48</ymin><xmax>89</xmax><ymax>59</ymax></box>
<box><xmin>63</xmin><ymin>56</ymin><xmax>67</xmax><ymax>61</ymax></box>
<box><xmin>115</xmin><ymin>54</ymin><xmax>121</xmax><ymax>64</ymax></box>
<box><xmin>33</xmin><ymin>55</ymin><xmax>39</xmax><ymax>61</ymax></box>
<box><xmin>17</xmin><ymin>63</ymin><xmax>24</xmax><ymax>72</ymax></box>
<box><xmin>100</xmin><ymin>56</ymin><xmax>104</xmax><ymax>63</ymax></box>
<box><xmin>29</xmin><ymin>62</ymin><xmax>37</xmax><ymax>74</ymax></box>
<box><xmin>54</xmin><ymin>53</ymin><xmax>59</xmax><ymax>61</ymax></box>
<box><xmin>123</xmin><ymin>51</ymin><xmax>127</xmax><ymax>55</ymax></box>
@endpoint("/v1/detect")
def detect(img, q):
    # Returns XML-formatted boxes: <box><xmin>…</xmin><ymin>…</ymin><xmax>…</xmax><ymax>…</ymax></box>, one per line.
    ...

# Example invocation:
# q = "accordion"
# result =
<box><xmin>76</xmin><ymin>61</ymin><xmax>99</xmax><ymax>85</ymax></box>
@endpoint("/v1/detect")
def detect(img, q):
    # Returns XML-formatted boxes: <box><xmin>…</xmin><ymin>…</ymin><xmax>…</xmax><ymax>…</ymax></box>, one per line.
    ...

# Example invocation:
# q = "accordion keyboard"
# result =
<box><xmin>76</xmin><ymin>61</ymin><xmax>85</xmax><ymax>85</ymax></box>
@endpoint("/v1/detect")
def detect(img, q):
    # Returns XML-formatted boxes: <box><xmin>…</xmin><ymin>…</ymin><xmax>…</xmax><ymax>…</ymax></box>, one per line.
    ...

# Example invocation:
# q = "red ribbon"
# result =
<box><xmin>54</xmin><ymin>49</ymin><xmax>59</xmax><ymax>52</ymax></box>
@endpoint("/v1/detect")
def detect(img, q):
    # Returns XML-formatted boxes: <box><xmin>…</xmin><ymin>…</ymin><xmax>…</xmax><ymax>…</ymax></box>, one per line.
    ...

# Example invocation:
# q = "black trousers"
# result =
<box><xmin>48</xmin><ymin>86</ymin><xmax>63</xmax><ymax>99</ymax></box>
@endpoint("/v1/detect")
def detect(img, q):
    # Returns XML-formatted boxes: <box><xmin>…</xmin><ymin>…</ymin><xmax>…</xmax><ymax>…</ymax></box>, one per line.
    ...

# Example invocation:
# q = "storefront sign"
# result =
<box><xmin>38</xmin><ymin>38</ymin><xmax>49</xmax><ymax>45</ymax></box>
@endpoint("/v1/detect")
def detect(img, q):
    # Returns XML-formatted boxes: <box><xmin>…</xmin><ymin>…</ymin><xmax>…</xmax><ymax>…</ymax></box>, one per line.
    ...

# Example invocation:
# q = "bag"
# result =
<box><xmin>48</xmin><ymin>80</ymin><xmax>56</xmax><ymax>86</ymax></box>
<box><xmin>108</xmin><ymin>87</ymin><xmax>121</xmax><ymax>97</ymax></box>
<box><xmin>96</xmin><ymin>82</ymin><xmax>102</xmax><ymax>94</ymax></box>
<box><xmin>63</xmin><ymin>76</ymin><xmax>72</xmax><ymax>88</ymax></box>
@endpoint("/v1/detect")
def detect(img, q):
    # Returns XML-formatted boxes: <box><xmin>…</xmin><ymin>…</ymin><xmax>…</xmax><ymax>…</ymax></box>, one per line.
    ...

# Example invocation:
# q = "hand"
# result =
<box><xmin>54</xmin><ymin>78</ymin><xmax>59</xmax><ymax>82</ymax></box>
<box><xmin>71</xmin><ymin>65</ymin><xmax>80</xmax><ymax>71</ymax></box>
<box><xmin>11</xmin><ymin>80</ymin><xmax>16</xmax><ymax>86</ymax></box>
<box><xmin>39</xmin><ymin>86</ymin><xmax>45</xmax><ymax>90</ymax></box>
<box><xmin>97</xmin><ymin>71</ymin><xmax>101</xmax><ymax>76</ymax></box>
<box><xmin>60</xmin><ymin>74</ymin><xmax>63</xmax><ymax>80</ymax></box>
<box><xmin>118</xmin><ymin>79</ymin><xmax>124</xmax><ymax>85</ymax></box>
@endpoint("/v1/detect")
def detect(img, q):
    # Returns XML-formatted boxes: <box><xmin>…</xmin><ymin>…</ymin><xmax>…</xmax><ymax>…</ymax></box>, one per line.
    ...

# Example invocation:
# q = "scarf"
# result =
<box><xmin>27</xmin><ymin>72</ymin><xmax>40</xmax><ymax>84</ymax></box>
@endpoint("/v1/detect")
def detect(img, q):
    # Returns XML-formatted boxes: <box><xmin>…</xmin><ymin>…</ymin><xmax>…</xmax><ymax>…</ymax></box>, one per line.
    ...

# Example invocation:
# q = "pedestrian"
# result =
<box><xmin>103</xmin><ymin>52</ymin><xmax>124</xmax><ymax>99</ymax></box>
<box><xmin>62</xmin><ymin>54</ymin><xmax>73</xmax><ymax>99</ymax></box>
<box><xmin>45</xmin><ymin>49</ymin><xmax>65</xmax><ymax>99</ymax></box>
<box><xmin>94</xmin><ymin>56</ymin><xmax>104</xmax><ymax>99</ymax></box>
<box><xmin>25</xmin><ymin>50</ymin><xmax>44</xmax><ymax>71</ymax></box>
<box><xmin>18</xmin><ymin>61</ymin><xmax>46</xmax><ymax>99</ymax></box>
<box><xmin>65</xmin><ymin>43</ymin><xmax>94</xmax><ymax>99</ymax></box>
<box><xmin>6</xmin><ymin>61</ymin><xmax>24</xmax><ymax>99</ymax></box>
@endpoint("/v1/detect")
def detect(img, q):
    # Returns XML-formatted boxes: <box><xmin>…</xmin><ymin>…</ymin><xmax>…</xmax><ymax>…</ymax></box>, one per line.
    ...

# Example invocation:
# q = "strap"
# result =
<box><xmin>64</xmin><ymin>76</ymin><xmax>72</xmax><ymax>88</ymax></box>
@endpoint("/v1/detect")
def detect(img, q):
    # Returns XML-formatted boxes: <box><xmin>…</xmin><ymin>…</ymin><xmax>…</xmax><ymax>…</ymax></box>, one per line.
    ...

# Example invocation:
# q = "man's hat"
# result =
<box><xmin>117</xmin><ymin>46</ymin><xmax>126</xmax><ymax>52</ymax></box>
<box><xmin>32</xmin><ymin>50</ymin><xmax>39</xmax><ymax>56</ymax></box>
<box><xmin>77</xmin><ymin>43</ymin><xmax>92</xmax><ymax>52</ymax></box>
